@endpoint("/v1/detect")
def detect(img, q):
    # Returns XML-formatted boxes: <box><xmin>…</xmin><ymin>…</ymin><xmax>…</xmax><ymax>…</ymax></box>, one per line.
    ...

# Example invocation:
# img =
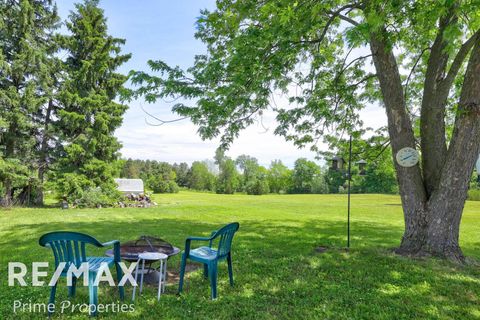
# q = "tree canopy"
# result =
<box><xmin>129</xmin><ymin>0</ymin><xmax>480</xmax><ymax>261</ymax></box>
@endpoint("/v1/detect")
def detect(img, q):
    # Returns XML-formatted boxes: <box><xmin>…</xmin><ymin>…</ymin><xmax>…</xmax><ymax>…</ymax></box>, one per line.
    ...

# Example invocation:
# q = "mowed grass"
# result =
<box><xmin>0</xmin><ymin>192</ymin><xmax>480</xmax><ymax>319</ymax></box>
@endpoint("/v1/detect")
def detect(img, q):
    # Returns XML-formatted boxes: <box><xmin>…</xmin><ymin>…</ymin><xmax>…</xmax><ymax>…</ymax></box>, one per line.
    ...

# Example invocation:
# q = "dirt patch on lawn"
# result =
<box><xmin>166</xmin><ymin>263</ymin><xmax>202</xmax><ymax>284</ymax></box>
<box><xmin>314</xmin><ymin>246</ymin><xmax>329</xmax><ymax>254</ymax></box>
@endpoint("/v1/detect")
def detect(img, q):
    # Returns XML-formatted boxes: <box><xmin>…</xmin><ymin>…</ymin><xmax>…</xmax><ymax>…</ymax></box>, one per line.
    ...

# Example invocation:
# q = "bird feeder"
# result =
<box><xmin>331</xmin><ymin>155</ymin><xmax>345</xmax><ymax>171</ymax></box>
<box><xmin>356</xmin><ymin>159</ymin><xmax>367</xmax><ymax>176</ymax></box>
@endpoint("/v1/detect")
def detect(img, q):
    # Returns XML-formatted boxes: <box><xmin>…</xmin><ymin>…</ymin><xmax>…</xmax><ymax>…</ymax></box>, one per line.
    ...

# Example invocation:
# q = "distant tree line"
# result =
<box><xmin>120</xmin><ymin>152</ymin><xmax>399</xmax><ymax>195</ymax></box>
<box><xmin>0</xmin><ymin>0</ymin><xmax>129</xmax><ymax>207</ymax></box>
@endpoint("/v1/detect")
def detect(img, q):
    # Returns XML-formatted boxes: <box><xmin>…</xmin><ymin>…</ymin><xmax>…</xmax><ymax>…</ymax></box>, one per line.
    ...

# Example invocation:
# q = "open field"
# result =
<box><xmin>0</xmin><ymin>192</ymin><xmax>479</xmax><ymax>319</ymax></box>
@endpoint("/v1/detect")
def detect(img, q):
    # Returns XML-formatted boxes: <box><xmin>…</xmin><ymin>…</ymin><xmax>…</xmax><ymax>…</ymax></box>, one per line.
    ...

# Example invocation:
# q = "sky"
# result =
<box><xmin>56</xmin><ymin>0</ymin><xmax>387</xmax><ymax>168</ymax></box>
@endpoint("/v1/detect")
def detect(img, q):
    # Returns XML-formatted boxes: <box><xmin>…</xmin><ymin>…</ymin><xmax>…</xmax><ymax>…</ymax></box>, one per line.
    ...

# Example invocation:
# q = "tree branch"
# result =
<box><xmin>404</xmin><ymin>47</ymin><xmax>430</xmax><ymax>103</ymax></box>
<box><xmin>337</xmin><ymin>53</ymin><xmax>373</xmax><ymax>82</ymax></box>
<box><xmin>440</xmin><ymin>30</ymin><xmax>480</xmax><ymax>92</ymax></box>
<box><xmin>346</xmin><ymin>74</ymin><xmax>377</xmax><ymax>89</ymax></box>
<box><xmin>338</xmin><ymin>14</ymin><xmax>360</xmax><ymax>26</ymax></box>
<box><xmin>140</xmin><ymin>104</ymin><xmax>188</xmax><ymax>127</ymax></box>
<box><xmin>318</xmin><ymin>4</ymin><xmax>362</xmax><ymax>42</ymax></box>
<box><xmin>419</xmin><ymin>4</ymin><xmax>458</xmax><ymax>197</ymax></box>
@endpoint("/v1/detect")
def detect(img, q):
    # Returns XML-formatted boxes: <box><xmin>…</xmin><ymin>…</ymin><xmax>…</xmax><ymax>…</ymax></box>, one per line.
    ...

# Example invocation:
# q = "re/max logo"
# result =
<box><xmin>8</xmin><ymin>262</ymin><xmax>137</xmax><ymax>287</ymax></box>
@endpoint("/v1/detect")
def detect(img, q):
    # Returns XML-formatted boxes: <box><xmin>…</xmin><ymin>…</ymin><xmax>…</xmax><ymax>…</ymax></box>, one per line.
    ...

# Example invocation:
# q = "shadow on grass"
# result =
<box><xmin>0</xmin><ymin>216</ymin><xmax>479</xmax><ymax>319</ymax></box>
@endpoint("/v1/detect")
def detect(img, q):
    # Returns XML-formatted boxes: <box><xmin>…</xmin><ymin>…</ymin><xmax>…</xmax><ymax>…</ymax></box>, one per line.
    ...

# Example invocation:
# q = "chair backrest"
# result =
<box><xmin>212</xmin><ymin>222</ymin><xmax>239</xmax><ymax>258</ymax></box>
<box><xmin>39</xmin><ymin>231</ymin><xmax>104</xmax><ymax>269</ymax></box>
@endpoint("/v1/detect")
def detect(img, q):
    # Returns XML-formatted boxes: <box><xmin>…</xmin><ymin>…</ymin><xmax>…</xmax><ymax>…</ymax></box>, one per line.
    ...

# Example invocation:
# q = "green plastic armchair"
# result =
<box><xmin>39</xmin><ymin>231</ymin><xmax>124</xmax><ymax>316</ymax></box>
<box><xmin>178</xmin><ymin>222</ymin><xmax>239</xmax><ymax>299</ymax></box>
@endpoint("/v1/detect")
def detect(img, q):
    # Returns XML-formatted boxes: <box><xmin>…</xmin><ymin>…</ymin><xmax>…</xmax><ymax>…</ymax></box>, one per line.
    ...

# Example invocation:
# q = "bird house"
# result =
<box><xmin>357</xmin><ymin>159</ymin><xmax>367</xmax><ymax>176</ymax></box>
<box><xmin>331</xmin><ymin>155</ymin><xmax>345</xmax><ymax>171</ymax></box>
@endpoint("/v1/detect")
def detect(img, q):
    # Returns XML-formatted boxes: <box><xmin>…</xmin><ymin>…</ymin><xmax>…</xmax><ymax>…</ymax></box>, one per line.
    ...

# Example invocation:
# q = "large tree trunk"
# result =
<box><xmin>34</xmin><ymin>99</ymin><xmax>54</xmax><ymax>206</ymax></box>
<box><xmin>424</xmin><ymin>38</ymin><xmax>480</xmax><ymax>261</ymax></box>
<box><xmin>35</xmin><ymin>167</ymin><xmax>45</xmax><ymax>206</ymax></box>
<box><xmin>1</xmin><ymin>180</ymin><xmax>13</xmax><ymax>207</ymax></box>
<box><xmin>369</xmin><ymin>25</ymin><xmax>480</xmax><ymax>262</ymax></box>
<box><xmin>370</xmin><ymin>32</ymin><xmax>428</xmax><ymax>253</ymax></box>
<box><xmin>2</xmin><ymin>124</ymin><xmax>15</xmax><ymax>207</ymax></box>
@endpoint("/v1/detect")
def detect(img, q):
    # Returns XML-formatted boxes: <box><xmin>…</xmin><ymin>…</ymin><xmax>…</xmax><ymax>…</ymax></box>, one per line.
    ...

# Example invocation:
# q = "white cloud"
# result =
<box><xmin>116</xmin><ymin>95</ymin><xmax>388</xmax><ymax>167</ymax></box>
<box><xmin>115</xmin><ymin>103</ymin><xmax>320</xmax><ymax>167</ymax></box>
<box><xmin>360</xmin><ymin>104</ymin><xmax>388</xmax><ymax>131</ymax></box>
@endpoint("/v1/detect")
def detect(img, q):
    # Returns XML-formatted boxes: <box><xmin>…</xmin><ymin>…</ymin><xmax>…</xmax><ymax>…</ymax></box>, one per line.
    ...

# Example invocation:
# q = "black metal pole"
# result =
<box><xmin>347</xmin><ymin>135</ymin><xmax>352</xmax><ymax>249</ymax></box>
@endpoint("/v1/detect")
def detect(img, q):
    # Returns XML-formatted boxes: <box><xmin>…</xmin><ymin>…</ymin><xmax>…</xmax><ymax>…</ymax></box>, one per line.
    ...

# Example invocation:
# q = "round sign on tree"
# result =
<box><xmin>396</xmin><ymin>147</ymin><xmax>420</xmax><ymax>167</ymax></box>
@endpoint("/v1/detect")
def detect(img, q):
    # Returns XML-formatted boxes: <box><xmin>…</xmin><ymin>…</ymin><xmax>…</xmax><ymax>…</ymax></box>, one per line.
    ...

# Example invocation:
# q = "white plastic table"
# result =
<box><xmin>132</xmin><ymin>252</ymin><xmax>168</xmax><ymax>301</ymax></box>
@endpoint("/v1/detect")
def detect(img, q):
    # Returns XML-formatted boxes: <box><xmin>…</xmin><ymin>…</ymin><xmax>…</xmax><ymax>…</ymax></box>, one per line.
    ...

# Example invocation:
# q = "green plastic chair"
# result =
<box><xmin>178</xmin><ymin>222</ymin><xmax>239</xmax><ymax>299</ymax></box>
<box><xmin>39</xmin><ymin>231</ymin><xmax>124</xmax><ymax>316</ymax></box>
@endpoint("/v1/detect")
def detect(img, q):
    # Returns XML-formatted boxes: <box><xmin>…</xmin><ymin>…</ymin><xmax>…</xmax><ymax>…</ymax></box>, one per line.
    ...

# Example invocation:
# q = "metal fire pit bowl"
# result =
<box><xmin>105</xmin><ymin>236</ymin><xmax>180</xmax><ymax>285</ymax></box>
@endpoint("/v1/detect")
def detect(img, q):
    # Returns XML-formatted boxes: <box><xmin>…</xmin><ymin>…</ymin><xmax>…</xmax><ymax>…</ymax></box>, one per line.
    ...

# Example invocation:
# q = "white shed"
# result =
<box><xmin>114</xmin><ymin>179</ymin><xmax>144</xmax><ymax>195</ymax></box>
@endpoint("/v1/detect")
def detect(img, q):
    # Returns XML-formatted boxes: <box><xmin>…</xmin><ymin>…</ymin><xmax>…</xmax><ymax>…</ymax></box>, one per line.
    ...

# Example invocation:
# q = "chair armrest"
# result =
<box><xmin>102</xmin><ymin>240</ymin><xmax>121</xmax><ymax>262</ymax></box>
<box><xmin>102</xmin><ymin>240</ymin><xmax>120</xmax><ymax>247</ymax></box>
<box><xmin>184</xmin><ymin>235</ymin><xmax>215</xmax><ymax>258</ymax></box>
<box><xmin>186</xmin><ymin>236</ymin><xmax>212</xmax><ymax>241</ymax></box>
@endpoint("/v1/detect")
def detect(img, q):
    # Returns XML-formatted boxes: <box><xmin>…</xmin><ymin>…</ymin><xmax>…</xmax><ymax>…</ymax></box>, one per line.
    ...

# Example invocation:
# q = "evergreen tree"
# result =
<box><xmin>55</xmin><ymin>0</ymin><xmax>130</xmax><ymax>202</ymax></box>
<box><xmin>0</xmin><ymin>0</ymin><xmax>60</xmax><ymax>206</ymax></box>
<box><xmin>34</xmin><ymin>4</ymin><xmax>62</xmax><ymax>206</ymax></box>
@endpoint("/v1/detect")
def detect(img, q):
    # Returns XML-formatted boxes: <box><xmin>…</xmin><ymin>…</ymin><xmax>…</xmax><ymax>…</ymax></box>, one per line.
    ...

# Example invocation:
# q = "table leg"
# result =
<box><xmin>162</xmin><ymin>259</ymin><xmax>167</xmax><ymax>293</ymax></box>
<box><xmin>139</xmin><ymin>259</ymin><xmax>146</xmax><ymax>294</ymax></box>
<box><xmin>132</xmin><ymin>259</ymin><xmax>140</xmax><ymax>301</ymax></box>
<box><xmin>157</xmin><ymin>259</ymin><xmax>163</xmax><ymax>301</ymax></box>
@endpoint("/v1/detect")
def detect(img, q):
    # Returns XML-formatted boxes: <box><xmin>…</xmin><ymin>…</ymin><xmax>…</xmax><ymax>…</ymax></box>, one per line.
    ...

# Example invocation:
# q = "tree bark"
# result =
<box><xmin>424</xmin><ymin>39</ymin><xmax>480</xmax><ymax>262</ymax></box>
<box><xmin>419</xmin><ymin>10</ymin><xmax>454</xmax><ymax>196</ymax></box>
<box><xmin>420</xmin><ymin>7</ymin><xmax>480</xmax><ymax>197</ymax></box>
<box><xmin>370</xmin><ymin>23</ymin><xmax>480</xmax><ymax>262</ymax></box>
<box><xmin>370</xmin><ymin>32</ymin><xmax>428</xmax><ymax>253</ymax></box>
<box><xmin>1</xmin><ymin>180</ymin><xmax>13</xmax><ymax>207</ymax></box>
<box><xmin>2</xmin><ymin>124</ymin><xmax>15</xmax><ymax>207</ymax></box>
<box><xmin>34</xmin><ymin>99</ymin><xmax>54</xmax><ymax>206</ymax></box>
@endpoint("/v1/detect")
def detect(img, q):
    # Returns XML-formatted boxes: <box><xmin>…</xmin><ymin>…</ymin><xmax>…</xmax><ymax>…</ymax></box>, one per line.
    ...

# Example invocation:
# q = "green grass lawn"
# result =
<box><xmin>0</xmin><ymin>192</ymin><xmax>479</xmax><ymax>319</ymax></box>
